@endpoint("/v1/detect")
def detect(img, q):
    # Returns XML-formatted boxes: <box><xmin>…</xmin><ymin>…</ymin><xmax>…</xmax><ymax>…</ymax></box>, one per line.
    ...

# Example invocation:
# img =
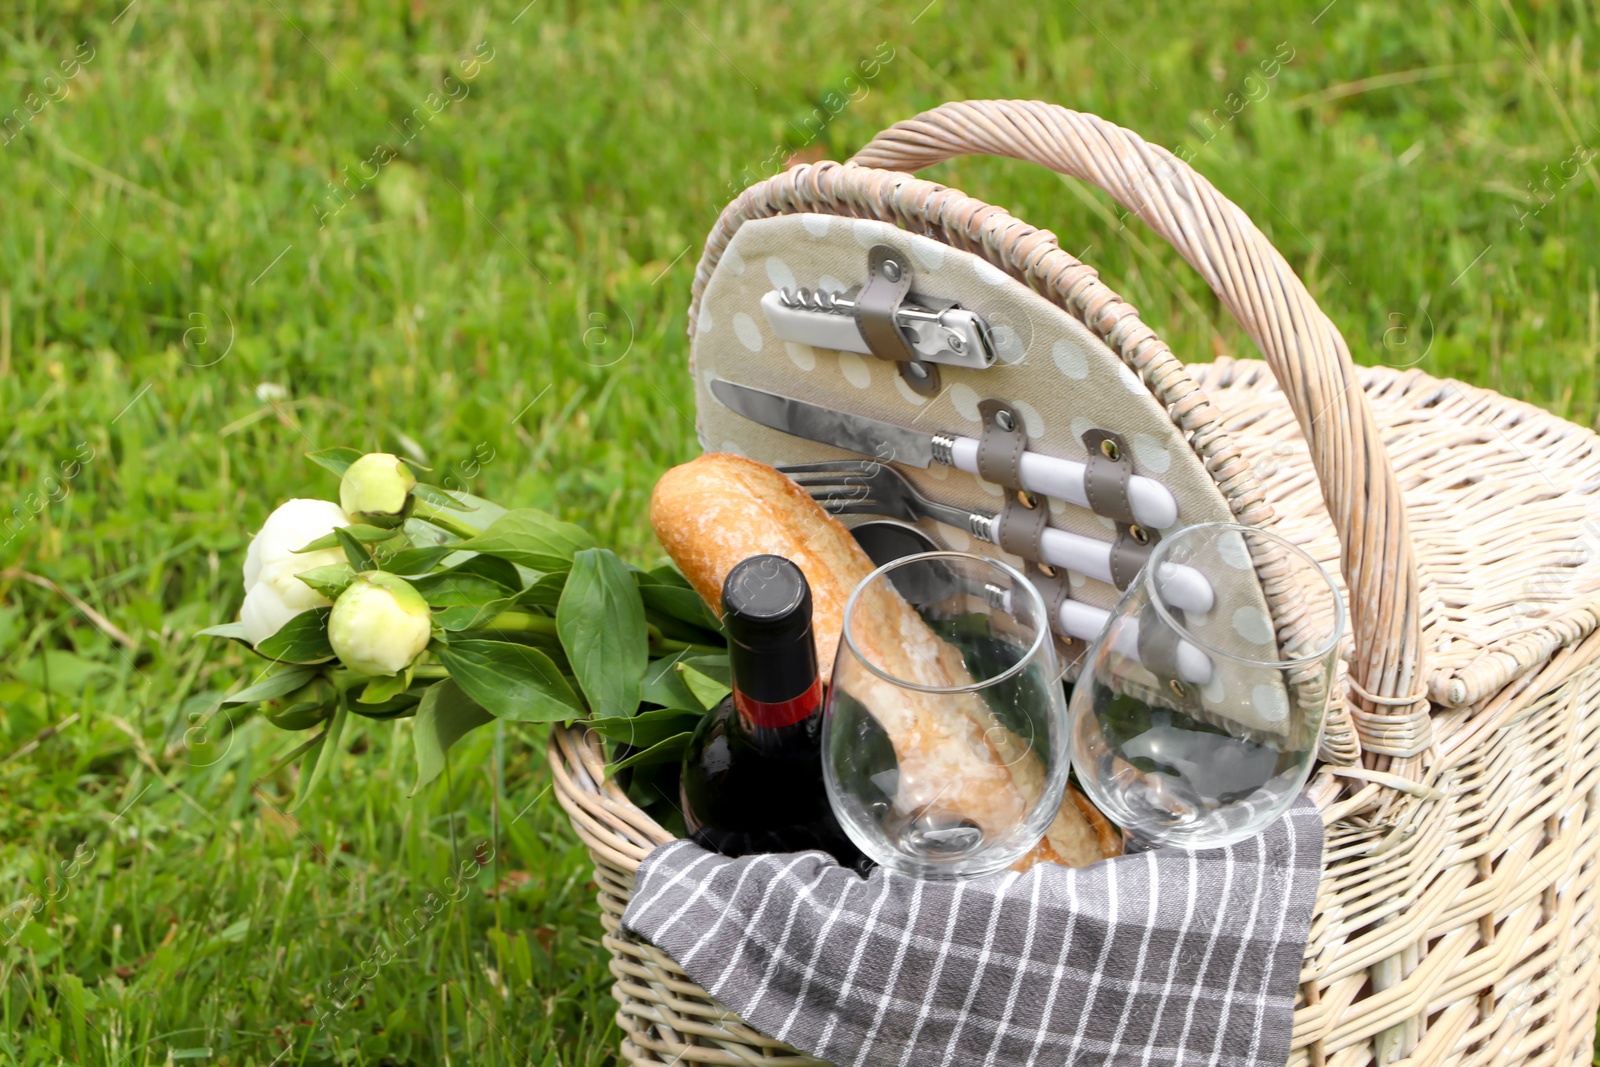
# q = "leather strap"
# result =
<box><xmin>1110</xmin><ymin>533</ymin><xmax>1153</xmax><ymax>590</ymax></box>
<box><xmin>1081</xmin><ymin>428</ymin><xmax>1159</xmax><ymax>589</ymax></box>
<box><xmin>1030</xmin><ymin>563</ymin><xmax>1068</xmax><ymax>646</ymax></box>
<box><xmin>976</xmin><ymin>399</ymin><xmax>1027</xmax><ymax>489</ymax></box>
<box><xmin>1136</xmin><ymin>603</ymin><xmax>1184</xmax><ymax>689</ymax></box>
<box><xmin>853</xmin><ymin>245</ymin><xmax>939</xmax><ymax>396</ymax></box>
<box><xmin>1081</xmin><ymin>428</ymin><xmax>1136</xmax><ymax>524</ymax></box>
<box><xmin>995</xmin><ymin>495</ymin><xmax>1048</xmax><ymax>558</ymax></box>
<box><xmin>981</xmin><ymin>396</ymin><xmax>1055</xmax><ymax>565</ymax></box>
<box><xmin>854</xmin><ymin>245</ymin><xmax>915</xmax><ymax>361</ymax></box>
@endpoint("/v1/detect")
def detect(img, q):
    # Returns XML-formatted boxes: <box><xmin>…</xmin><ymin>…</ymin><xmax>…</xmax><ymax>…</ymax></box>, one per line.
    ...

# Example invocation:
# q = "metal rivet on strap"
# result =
<box><xmin>1017</xmin><ymin>489</ymin><xmax>1039</xmax><ymax>510</ymax></box>
<box><xmin>1168</xmin><ymin>678</ymin><xmax>1187</xmax><ymax>699</ymax></box>
<box><xmin>1129</xmin><ymin>524</ymin><xmax>1150</xmax><ymax>545</ymax></box>
<box><xmin>994</xmin><ymin>409</ymin><xmax>1016</xmax><ymax>432</ymax></box>
<box><xmin>881</xmin><ymin>259</ymin><xmax>903</xmax><ymax>282</ymax></box>
<box><xmin>1037</xmin><ymin>562</ymin><xmax>1058</xmax><ymax>578</ymax></box>
<box><xmin>1100</xmin><ymin>438</ymin><xmax>1122</xmax><ymax>461</ymax></box>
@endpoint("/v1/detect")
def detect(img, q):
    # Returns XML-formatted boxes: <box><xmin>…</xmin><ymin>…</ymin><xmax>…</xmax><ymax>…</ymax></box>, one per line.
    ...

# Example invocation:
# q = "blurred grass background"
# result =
<box><xmin>1</xmin><ymin>0</ymin><xmax>1597</xmax><ymax>1063</ymax></box>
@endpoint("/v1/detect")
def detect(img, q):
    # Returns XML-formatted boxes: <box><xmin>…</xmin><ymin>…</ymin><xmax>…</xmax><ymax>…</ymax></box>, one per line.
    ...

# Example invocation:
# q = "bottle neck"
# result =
<box><xmin>727</xmin><ymin>626</ymin><xmax>821</xmax><ymax>730</ymax></box>
<box><xmin>733</xmin><ymin>676</ymin><xmax>822</xmax><ymax>729</ymax></box>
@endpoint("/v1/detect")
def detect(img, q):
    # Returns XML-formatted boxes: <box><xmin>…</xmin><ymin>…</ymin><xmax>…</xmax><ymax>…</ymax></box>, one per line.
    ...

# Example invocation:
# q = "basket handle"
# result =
<box><xmin>851</xmin><ymin>100</ymin><xmax>1426</xmax><ymax>740</ymax></box>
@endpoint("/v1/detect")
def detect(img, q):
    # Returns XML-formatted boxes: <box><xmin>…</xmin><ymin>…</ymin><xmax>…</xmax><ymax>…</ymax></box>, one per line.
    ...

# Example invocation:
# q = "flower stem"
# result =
<box><xmin>476</xmin><ymin>611</ymin><xmax>560</xmax><ymax>638</ymax></box>
<box><xmin>652</xmin><ymin>637</ymin><xmax>724</xmax><ymax>655</ymax></box>
<box><xmin>411</xmin><ymin>497</ymin><xmax>480</xmax><ymax>539</ymax></box>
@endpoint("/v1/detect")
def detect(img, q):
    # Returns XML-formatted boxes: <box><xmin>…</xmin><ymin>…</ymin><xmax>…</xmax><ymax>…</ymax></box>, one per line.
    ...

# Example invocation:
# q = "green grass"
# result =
<box><xmin>2</xmin><ymin>0</ymin><xmax>1598</xmax><ymax>1063</ymax></box>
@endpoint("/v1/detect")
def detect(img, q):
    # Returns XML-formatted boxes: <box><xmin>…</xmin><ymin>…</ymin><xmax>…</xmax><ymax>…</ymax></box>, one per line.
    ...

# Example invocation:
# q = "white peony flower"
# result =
<box><xmin>339</xmin><ymin>452</ymin><xmax>416</xmax><ymax>528</ymax></box>
<box><xmin>240</xmin><ymin>498</ymin><xmax>351</xmax><ymax>646</ymax></box>
<box><xmin>328</xmin><ymin>571</ymin><xmax>432</xmax><ymax>676</ymax></box>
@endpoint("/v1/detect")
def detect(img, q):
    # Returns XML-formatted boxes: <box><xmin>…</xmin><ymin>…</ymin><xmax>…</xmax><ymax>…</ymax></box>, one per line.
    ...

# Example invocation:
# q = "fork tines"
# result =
<box><xmin>775</xmin><ymin>459</ymin><xmax>888</xmax><ymax>475</ymax></box>
<box><xmin>775</xmin><ymin>461</ymin><xmax>885</xmax><ymax>511</ymax></box>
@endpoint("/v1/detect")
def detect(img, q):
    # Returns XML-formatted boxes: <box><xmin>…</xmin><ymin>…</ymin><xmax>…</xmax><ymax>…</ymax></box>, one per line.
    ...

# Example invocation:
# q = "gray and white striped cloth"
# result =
<box><xmin>622</xmin><ymin>798</ymin><xmax>1322</xmax><ymax>1067</ymax></box>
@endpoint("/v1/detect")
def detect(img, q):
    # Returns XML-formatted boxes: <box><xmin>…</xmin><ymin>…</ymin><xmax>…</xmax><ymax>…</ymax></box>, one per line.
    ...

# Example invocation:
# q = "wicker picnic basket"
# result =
<box><xmin>551</xmin><ymin>101</ymin><xmax>1600</xmax><ymax>1066</ymax></box>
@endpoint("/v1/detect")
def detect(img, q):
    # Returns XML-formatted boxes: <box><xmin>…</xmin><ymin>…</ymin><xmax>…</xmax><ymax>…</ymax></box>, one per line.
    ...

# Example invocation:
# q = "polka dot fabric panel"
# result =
<box><xmin>690</xmin><ymin>213</ymin><xmax>1293</xmax><ymax>734</ymax></box>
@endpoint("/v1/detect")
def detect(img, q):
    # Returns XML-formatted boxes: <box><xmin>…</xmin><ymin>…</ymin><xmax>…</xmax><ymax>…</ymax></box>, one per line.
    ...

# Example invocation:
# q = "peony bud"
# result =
<box><xmin>240</xmin><ymin>499</ymin><xmax>351</xmax><ymax>645</ymax></box>
<box><xmin>339</xmin><ymin>453</ymin><xmax>416</xmax><ymax>528</ymax></box>
<box><xmin>328</xmin><ymin>571</ymin><xmax>432</xmax><ymax>676</ymax></box>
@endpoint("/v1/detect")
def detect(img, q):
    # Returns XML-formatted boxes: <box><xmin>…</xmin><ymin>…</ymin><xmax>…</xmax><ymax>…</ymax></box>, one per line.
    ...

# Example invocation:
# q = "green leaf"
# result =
<box><xmin>410</xmin><ymin>679</ymin><xmax>495</xmax><ymax>793</ymax></box>
<box><xmin>412</xmin><ymin>482</ymin><xmax>474</xmax><ymax>511</ymax></box>
<box><xmin>648</xmin><ymin>608</ymin><xmax>725</xmax><ymax>646</ymax></box>
<box><xmin>558</xmin><ymin>548</ymin><xmax>648</xmax><ymax>720</ymax></box>
<box><xmin>359</xmin><ymin>668</ymin><xmax>412</xmax><ymax>704</ymax></box>
<box><xmin>286</xmin><ymin>704</ymin><xmax>348</xmax><ymax>813</ymax></box>
<box><xmin>641</xmin><ymin>653</ymin><xmax>700</xmax><ymax>708</ymax></box>
<box><xmin>306</xmin><ymin>446</ymin><xmax>364</xmax><ymax>478</ymax></box>
<box><xmin>378</xmin><ymin>545</ymin><xmax>456</xmax><ymax>575</ymax></box>
<box><xmin>222</xmin><ymin>665</ymin><xmax>319</xmax><ymax>705</ymax></box>
<box><xmin>435</xmin><ymin>598</ymin><xmax>516</xmax><ymax>632</ymax></box>
<box><xmin>197</xmin><ymin>621</ymin><xmax>249</xmax><ymax>640</ymax></box>
<box><xmin>409</xmin><ymin>555</ymin><xmax>522</xmax><ymax>607</ymax></box>
<box><xmin>262</xmin><ymin>729</ymin><xmax>328</xmax><ymax>778</ymax></box>
<box><xmin>455</xmin><ymin>508</ymin><xmax>595</xmax><ymax>571</ymax></box>
<box><xmin>586</xmin><ymin>706</ymin><xmax>702</xmax><ymax>749</ymax></box>
<box><xmin>54</xmin><ymin>971</ymin><xmax>94</xmax><ymax>1053</ymax></box>
<box><xmin>514</xmin><ymin>570</ymin><xmax>567</xmax><ymax>610</ymax></box>
<box><xmin>264</xmin><ymin>700</ymin><xmax>333</xmax><ymax>731</ymax></box>
<box><xmin>295</xmin><ymin>524</ymin><xmax>399</xmax><ymax>551</ymax></box>
<box><xmin>334</xmin><ymin>527</ymin><xmax>377</xmax><ymax>571</ymax></box>
<box><xmin>254</xmin><ymin>609</ymin><xmax>335</xmax><ymax>664</ymax></box>
<box><xmin>638</xmin><ymin>581</ymin><xmax>723</xmax><ymax>634</ymax></box>
<box><xmin>608</xmin><ymin>731</ymin><xmax>692</xmax><ymax>774</ymax></box>
<box><xmin>681</xmin><ymin>654</ymin><xmax>731</xmax><ymax>685</ymax></box>
<box><xmin>347</xmin><ymin>693</ymin><xmax>420</xmax><ymax>720</ymax></box>
<box><xmin>435</xmin><ymin>639</ymin><xmax>583</xmax><ymax>722</ymax></box>
<box><xmin>295</xmin><ymin>563</ymin><xmax>356</xmax><ymax>600</ymax></box>
<box><xmin>427</xmin><ymin>491</ymin><xmax>506</xmax><ymax>533</ymax></box>
<box><xmin>678</xmin><ymin>662</ymin><xmax>731</xmax><ymax>711</ymax></box>
<box><xmin>647</xmin><ymin>563</ymin><xmax>695</xmax><ymax>589</ymax></box>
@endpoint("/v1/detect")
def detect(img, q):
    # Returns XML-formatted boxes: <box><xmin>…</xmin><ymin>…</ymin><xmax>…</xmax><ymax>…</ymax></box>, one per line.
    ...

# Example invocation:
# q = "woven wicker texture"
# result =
<box><xmin>552</xmin><ymin>101</ymin><xmax>1600</xmax><ymax>1067</ymax></box>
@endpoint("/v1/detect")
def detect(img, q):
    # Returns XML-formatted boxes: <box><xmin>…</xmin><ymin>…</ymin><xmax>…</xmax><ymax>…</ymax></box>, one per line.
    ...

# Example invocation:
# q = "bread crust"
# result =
<box><xmin>650</xmin><ymin>453</ymin><xmax>876</xmax><ymax>680</ymax></box>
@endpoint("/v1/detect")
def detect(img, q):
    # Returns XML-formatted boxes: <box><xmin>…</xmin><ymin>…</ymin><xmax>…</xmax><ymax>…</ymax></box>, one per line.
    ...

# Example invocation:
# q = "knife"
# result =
<box><xmin>710</xmin><ymin>378</ymin><xmax>1180</xmax><ymax>530</ymax></box>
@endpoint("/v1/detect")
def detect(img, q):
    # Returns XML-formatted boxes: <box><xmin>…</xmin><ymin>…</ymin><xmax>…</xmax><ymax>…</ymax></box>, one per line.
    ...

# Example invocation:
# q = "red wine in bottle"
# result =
<box><xmin>679</xmin><ymin>554</ymin><xmax>863</xmax><ymax>868</ymax></box>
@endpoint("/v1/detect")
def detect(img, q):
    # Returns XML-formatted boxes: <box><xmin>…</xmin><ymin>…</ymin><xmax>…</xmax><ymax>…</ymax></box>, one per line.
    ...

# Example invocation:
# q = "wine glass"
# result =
<box><xmin>1070</xmin><ymin>522</ymin><xmax>1344</xmax><ymax>850</ymax></box>
<box><xmin>824</xmin><ymin>552</ymin><xmax>1069</xmax><ymax>878</ymax></box>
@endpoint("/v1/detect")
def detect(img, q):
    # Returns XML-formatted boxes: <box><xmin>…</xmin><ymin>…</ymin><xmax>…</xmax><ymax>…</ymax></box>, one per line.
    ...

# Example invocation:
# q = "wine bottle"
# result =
<box><xmin>679</xmin><ymin>554</ymin><xmax>863</xmax><ymax>867</ymax></box>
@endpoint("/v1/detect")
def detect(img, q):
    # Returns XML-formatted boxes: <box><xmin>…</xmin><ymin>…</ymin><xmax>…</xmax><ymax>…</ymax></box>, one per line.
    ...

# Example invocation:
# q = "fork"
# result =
<box><xmin>777</xmin><ymin>459</ymin><xmax>1214</xmax><ymax>614</ymax></box>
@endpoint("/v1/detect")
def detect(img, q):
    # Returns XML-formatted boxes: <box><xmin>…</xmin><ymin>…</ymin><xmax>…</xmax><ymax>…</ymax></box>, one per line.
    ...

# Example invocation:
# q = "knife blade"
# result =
<box><xmin>710</xmin><ymin>378</ymin><xmax>1180</xmax><ymax>530</ymax></box>
<box><xmin>712</xmin><ymin>377</ymin><xmax>936</xmax><ymax>467</ymax></box>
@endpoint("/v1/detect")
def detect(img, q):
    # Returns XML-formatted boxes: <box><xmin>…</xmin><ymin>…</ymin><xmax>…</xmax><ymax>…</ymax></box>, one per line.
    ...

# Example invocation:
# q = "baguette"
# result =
<box><xmin>650</xmin><ymin>452</ymin><xmax>875</xmax><ymax>681</ymax></box>
<box><xmin>650</xmin><ymin>453</ymin><xmax>1119</xmax><ymax>868</ymax></box>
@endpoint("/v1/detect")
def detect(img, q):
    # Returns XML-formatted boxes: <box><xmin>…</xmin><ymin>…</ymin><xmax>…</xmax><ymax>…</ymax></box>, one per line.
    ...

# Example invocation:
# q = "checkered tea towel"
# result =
<box><xmin>622</xmin><ymin>798</ymin><xmax>1323</xmax><ymax>1067</ymax></box>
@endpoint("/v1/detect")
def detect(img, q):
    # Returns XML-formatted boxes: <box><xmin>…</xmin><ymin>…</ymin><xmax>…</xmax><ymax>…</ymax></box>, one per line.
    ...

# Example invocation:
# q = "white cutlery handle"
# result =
<box><xmin>1057</xmin><ymin>601</ymin><xmax>1213</xmax><ymax>685</ymax></box>
<box><xmin>1033</xmin><ymin>528</ymin><xmax>1214</xmax><ymax>613</ymax></box>
<box><xmin>949</xmin><ymin>437</ymin><xmax>1178</xmax><ymax>530</ymax></box>
<box><xmin>997</xmin><ymin>590</ymin><xmax>1212</xmax><ymax>684</ymax></box>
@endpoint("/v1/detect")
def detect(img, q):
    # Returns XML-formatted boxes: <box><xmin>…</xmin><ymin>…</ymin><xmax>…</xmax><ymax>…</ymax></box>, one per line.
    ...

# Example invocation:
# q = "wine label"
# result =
<box><xmin>734</xmin><ymin>677</ymin><xmax>822</xmax><ymax>729</ymax></box>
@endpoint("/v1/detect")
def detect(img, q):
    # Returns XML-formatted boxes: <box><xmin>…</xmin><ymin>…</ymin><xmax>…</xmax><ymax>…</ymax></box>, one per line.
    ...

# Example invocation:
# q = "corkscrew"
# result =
<box><xmin>759</xmin><ymin>284</ymin><xmax>998</xmax><ymax>370</ymax></box>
